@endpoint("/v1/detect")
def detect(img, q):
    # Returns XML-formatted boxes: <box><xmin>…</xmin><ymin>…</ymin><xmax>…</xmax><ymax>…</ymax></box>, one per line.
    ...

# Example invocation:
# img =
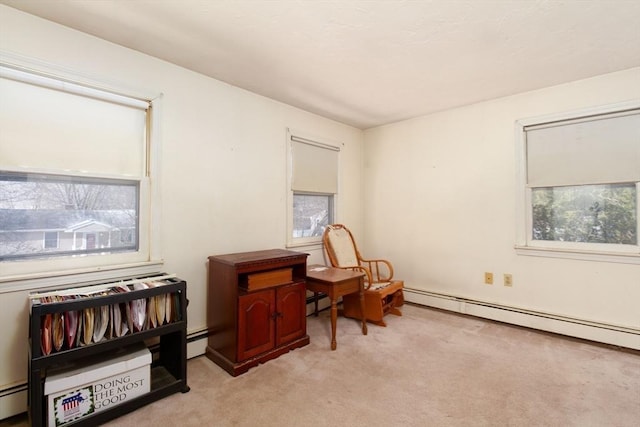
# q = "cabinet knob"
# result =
<box><xmin>271</xmin><ymin>312</ymin><xmax>283</xmax><ymax>320</ymax></box>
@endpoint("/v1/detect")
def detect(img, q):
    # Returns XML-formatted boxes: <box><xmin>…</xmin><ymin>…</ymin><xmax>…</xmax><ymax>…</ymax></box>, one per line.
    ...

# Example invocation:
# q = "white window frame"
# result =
<box><xmin>515</xmin><ymin>100</ymin><xmax>640</xmax><ymax>264</ymax></box>
<box><xmin>0</xmin><ymin>56</ymin><xmax>164</xmax><ymax>289</ymax></box>
<box><xmin>286</xmin><ymin>129</ymin><xmax>340</xmax><ymax>248</ymax></box>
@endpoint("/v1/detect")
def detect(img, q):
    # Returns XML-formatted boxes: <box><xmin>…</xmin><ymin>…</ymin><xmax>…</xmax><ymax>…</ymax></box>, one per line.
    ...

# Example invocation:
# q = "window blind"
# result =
<box><xmin>525</xmin><ymin>109</ymin><xmax>640</xmax><ymax>187</ymax></box>
<box><xmin>290</xmin><ymin>134</ymin><xmax>339</xmax><ymax>194</ymax></box>
<box><xmin>0</xmin><ymin>66</ymin><xmax>148</xmax><ymax>178</ymax></box>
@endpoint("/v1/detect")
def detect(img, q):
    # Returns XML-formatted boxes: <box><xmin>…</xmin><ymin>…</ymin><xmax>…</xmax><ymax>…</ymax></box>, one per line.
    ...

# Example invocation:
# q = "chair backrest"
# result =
<box><xmin>323</xmin><ymin>224</ymin><xmax>360</xmax><ymax>268</ymax></box>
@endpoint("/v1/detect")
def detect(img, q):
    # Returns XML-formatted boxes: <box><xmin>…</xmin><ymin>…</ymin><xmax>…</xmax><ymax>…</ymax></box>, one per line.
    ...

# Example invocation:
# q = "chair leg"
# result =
<box><xmin>388</xmin><ymin>290</ymin><xmax>403</xmax><ymax>316</ymax></box>
<box><xmin>389</xmin><ymin>307</ymin><xmax>402</xmax><ymax>316</ymax></box>
<box><xmin>368</xmin><ymin>318</ymin><xmax>387</xmax><ymax>327</ymax></box>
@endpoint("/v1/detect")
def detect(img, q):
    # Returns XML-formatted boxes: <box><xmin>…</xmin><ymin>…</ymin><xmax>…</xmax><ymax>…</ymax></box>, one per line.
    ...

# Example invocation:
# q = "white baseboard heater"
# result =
<box><xmin>404</xmin><ymin>287</ymin><xmax>640</xmax><ymax>351</ymax></box>
<box><xmin>0</xmin><ymin>382</ymin><xmax>27</xmax><ymax>421</ymax></box>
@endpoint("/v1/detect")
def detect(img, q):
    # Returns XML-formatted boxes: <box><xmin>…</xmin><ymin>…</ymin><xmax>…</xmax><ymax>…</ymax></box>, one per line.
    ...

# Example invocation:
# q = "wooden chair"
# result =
<box><xmin>322</xmin><ymin>224</ymin><xmax>404</xmax><ymax>327</ymax></box>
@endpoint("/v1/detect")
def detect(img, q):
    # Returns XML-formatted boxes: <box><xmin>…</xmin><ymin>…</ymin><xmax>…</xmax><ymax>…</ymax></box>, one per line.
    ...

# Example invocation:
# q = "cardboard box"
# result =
<box><xmin>45</xmin><ymin>344</ymin><xmax>151</xmax><ymax>427</ymax></box>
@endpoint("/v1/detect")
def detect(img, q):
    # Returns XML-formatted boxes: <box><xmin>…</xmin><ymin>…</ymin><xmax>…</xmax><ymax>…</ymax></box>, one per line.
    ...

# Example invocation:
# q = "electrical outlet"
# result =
<box><xmin>484</xmin><ymin>272</ymin><xmax>493</xmax><ymax>285</ymax></box>
<box><xmin>504</xmin><ymin>274</ymin><xmax>513</xmax><ymax>287</ymax></box>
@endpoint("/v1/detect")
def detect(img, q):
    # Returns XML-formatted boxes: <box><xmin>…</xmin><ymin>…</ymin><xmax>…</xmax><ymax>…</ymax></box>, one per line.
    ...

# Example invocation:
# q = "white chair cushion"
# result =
<box><xmin>327</xmin><ymin>227</ymin><xmax>359</xmax><ymax>267</ymax></box>
<box><xmin>368</xmin><ymin>281</ymin><xmax>391</xmax><ymax>290</ymax></box>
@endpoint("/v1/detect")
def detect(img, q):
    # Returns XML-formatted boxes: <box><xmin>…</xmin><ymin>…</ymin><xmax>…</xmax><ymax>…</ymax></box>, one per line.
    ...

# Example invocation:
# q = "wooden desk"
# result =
<box><xmin>306</xmin><ymin>265</ymin><xmax>367</xmax><ymax>350</ymax></box>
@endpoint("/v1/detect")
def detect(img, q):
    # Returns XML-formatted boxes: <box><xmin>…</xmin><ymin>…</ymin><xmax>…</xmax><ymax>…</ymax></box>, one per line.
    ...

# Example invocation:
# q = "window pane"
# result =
<box><xmin>43</xmin><ymin>231</ymin><xmax>58</xmax><ymax>249</ymax></box>
<box><xmin>292</xmin><ymin>194</ymin><xmax>332</xmax><ymax>238</ymax></box>
<box><xmin>532</xmin><ymin>184</ymin><xmax>637</xmax><ymax>244</ymax></box>
<box><xmin>0</xmin><ymin>173</ymin><xmax>139</xmax><ymax>260</ymax></box>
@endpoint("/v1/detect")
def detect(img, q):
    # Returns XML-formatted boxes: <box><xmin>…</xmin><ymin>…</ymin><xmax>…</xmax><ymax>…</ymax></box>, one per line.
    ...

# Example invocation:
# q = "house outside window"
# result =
<box><xmin>515</xmin><ymin>101</ymin><xmax>640</xmax><ymax>263</ymax></box>
<box><xmin>0</xmin><ymin>174</ymin><xmax>139</xmax><ymax>261</ymax></box>
<box><xmin>287</xmin><ymin>130</ymin><xmax>340</xmax><ymax>246</ymax></box>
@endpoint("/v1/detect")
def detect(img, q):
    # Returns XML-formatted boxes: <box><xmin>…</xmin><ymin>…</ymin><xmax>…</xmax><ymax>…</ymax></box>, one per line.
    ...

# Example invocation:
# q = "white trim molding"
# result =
<box><xmin>0</xmin><ymin>262</ymin><xmax>164</xmax><ymax>294</ymax></box>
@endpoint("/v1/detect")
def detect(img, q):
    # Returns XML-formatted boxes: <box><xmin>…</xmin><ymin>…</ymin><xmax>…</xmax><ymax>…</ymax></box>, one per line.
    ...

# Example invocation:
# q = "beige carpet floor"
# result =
<box><xmin>4</xmin><ymin>303</ymin><xmax>640</xmax><ymax>426</ymax></box>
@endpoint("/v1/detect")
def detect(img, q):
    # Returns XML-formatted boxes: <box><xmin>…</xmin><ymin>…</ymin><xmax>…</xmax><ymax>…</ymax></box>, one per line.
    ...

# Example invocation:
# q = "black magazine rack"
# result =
<box><xmin>28</xmin><ymin>274</ymin><xmax>189</xmax><ymax>427</ymax></box>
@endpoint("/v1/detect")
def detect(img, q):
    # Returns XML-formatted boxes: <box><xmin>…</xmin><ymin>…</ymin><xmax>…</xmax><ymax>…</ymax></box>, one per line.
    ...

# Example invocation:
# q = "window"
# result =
<box><xmin>43</xmin><ymin>232</ymin><xmax>59</xmax><ymax>250</ymax></box>
<box><xmin>515</xmin><ymin>101</ymin><xmax>640</xmax><ymax>263</ymax></box>
<box><xmin>287</xmin><ymin>130</ymin><xmax>340</xmax><ymax>246</ymax></box>
<box><xmin>293</xmin><ymin>193</ymin><xmax>334</xmax><ymax>238</ymax></box>
<box><xmin>0</xmin><ymin>173</ymin><xmax>139</xmax><ymax>260</ymax></box>
<box><xmin>0</xmin><ymin>62</ymin><xmax>160</xmax><ymax>279</ymax></box>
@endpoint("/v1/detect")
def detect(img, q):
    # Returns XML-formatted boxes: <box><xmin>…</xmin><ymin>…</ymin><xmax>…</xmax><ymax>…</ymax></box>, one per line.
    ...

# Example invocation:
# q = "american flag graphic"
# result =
<box><xmin>62</xmin><ymin>393</ymin><xmax>84</xmax><ymax>411</ymax></box>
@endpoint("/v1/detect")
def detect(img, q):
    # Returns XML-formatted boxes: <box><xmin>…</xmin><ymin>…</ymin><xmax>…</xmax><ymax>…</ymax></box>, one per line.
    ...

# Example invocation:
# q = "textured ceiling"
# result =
<box><xmin>2</xmin><ymin>0</ymin><xmax>640</xmax><ymax>129</ymax></box>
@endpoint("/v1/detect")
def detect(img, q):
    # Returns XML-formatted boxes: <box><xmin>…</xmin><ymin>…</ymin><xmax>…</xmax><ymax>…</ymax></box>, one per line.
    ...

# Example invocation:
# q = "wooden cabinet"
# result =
<box><xmin>206</xmin><ymin>249</ymin><xmax>309</xmax><ymax>376</ymax></box>
<box><xmin>237</xmin><ymin>282</ymin><xmax>306</xmax><ymax>360</ymax></box>
<box><xmin>28</xmin><ymin>275</ymin><xmax>189</xmax><ymax>427</ymax></box>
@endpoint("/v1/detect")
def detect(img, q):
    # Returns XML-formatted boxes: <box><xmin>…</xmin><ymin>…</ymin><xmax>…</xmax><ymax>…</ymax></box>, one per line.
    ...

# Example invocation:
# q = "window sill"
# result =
<box><xmin>0</xmin><ymin>261</ymin><xmax>164</xmax><ymax>294</ymax></box>
<box><xmin>285</xmin><ymin>240</ymin><xmax>324</xmax><ymax>250</ymax></box>
<box><xmin>515</xmin><ymin>245</ymin><xmax>640</xmax><ymax>265</ymax></box>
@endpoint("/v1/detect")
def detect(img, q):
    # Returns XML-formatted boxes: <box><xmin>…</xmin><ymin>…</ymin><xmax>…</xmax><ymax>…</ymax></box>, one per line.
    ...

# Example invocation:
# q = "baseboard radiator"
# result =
<box><xmin>0</xmin><ymin>382</ymin><xmax>27</xmax><ymax>420</ymax></box>
<box><xmin>404</xmin><ymin>287</ymin><xmax>640</xmax><ymax>350</ymax></box>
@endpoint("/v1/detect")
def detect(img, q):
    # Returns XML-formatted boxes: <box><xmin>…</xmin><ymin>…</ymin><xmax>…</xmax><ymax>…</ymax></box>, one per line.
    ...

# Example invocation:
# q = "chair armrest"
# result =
<box><xmin>360</xmin><ymin>258</ymin><xmax>394</xmax><ymax>283</ymax></box>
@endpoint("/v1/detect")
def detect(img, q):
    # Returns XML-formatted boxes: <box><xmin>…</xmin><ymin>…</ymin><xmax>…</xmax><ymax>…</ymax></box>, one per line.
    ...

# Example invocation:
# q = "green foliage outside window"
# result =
<box><xmin>532</xmin><ymin>184</ymin><xmax>637</xmax><ymax>245</ymax></box>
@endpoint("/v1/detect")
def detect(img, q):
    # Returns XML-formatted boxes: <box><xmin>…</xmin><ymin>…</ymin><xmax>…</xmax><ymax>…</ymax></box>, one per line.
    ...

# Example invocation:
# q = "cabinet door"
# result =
<box><xmin>238</xmin><ymin>289</ymin><xmax>275</xmax><ymax>361</ymax></box>
<box><xmin>276</xmin><ymin>282</ymin><xmax>306</xmax><ymax>346</ymax></box>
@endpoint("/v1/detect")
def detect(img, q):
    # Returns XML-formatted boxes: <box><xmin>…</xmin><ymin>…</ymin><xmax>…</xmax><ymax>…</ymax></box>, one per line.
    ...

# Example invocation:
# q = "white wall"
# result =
<box><xmin>0</xmin><ymin>5</ymin><xmax>363</xmax><ymax>418</ymax></box>
<box><xmin>363</xmin><ymin>67</ymin><xmax>640</xmax><ymax>346</ymax></box>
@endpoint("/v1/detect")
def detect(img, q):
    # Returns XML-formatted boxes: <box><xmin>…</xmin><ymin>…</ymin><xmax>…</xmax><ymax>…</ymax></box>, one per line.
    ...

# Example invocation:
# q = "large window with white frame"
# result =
<box><xmin>0</xmin><ymin>63</ymin><xmax>161</xmax><ymax>279</ymax></box>
<box><xmin>515</xmin><ymin>101</ymin><xmax>640</xmax><ymax>263</ymax></box>
<box><xmin>287</xmin><ymin>130</ymin><xmax>339</xmax><ymax>247</ymax></box>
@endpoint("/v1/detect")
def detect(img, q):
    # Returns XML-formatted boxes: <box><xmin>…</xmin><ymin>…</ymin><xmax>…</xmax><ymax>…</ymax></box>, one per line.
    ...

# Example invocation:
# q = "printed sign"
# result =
<box><xmin>48</xmin><ymin>366</ymin><xmax>149</xmax><ymax>426</ymax></box>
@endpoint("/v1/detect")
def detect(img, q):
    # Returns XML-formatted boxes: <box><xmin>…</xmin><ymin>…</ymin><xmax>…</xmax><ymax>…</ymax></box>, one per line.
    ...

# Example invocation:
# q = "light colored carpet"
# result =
<box><xmin>108</xmin><ymin>304</ymin><xmax>639</xmax><ymax>427</ymax></box>
<box><xmin>4</xmin><ymin>304</ymin><xmax>640</xmax><ymax>426</ymax></box>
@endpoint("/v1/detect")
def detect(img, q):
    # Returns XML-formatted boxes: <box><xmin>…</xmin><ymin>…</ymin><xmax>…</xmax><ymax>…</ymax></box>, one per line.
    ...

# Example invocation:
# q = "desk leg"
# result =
<box><xmin>330</xmin><ymin>297</ymin><xmax>338</xmax><ymax>350</ymax></box>
<box><xmin>359</xmin><ymin>280</ymin><xmax>368</xmax><ymax>336</ymax></box>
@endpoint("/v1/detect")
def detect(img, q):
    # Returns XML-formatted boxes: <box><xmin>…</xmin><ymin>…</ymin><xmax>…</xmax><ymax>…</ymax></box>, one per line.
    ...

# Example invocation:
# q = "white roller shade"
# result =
<box><xmin>0</xmin><ymin>67</ymin><xmax>148</xmax><ymax>178</ymax></box>
<box><xmin>526</xmin><ymin>110</ymin><xmax>640</xmax><ymax>187</ymax></box>
<box><xmin>291</xmin><ymin>135</ymin><xmax>339</xmax><ymax>194</ymax></box>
